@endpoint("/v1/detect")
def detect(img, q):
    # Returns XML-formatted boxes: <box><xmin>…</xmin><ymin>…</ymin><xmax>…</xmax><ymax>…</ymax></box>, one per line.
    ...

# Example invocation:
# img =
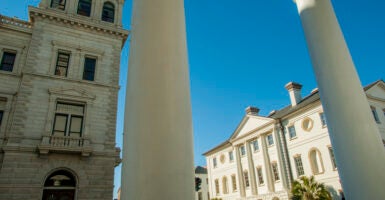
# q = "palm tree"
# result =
<box><xmin>291</xmin><ymin>176</ymin><xmax>332</xmax><ymax>200</ymax></box>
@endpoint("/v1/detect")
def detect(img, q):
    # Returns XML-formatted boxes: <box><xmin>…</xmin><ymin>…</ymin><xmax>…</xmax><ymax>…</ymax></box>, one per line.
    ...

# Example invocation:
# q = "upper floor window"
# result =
<box><xmin>51</xmin><ymin>0</ymin><xmax>66</xmax><ymax>10</ymax></box>
<box><xmin>83</xmin><ymin>57</ymin><xmax>96</xmax><ymax>81</ymax></box>
<box><xmin>319</xmin><ymin>112</ymin><xmax>327</xmax><ymax>127</ymax></box>
<box><xmin>271</xmin><ymin>162</ymin><xmax>280</xmax><ymax>181</ymax></box>
<box><xmin>252</xmin><ymin>139</ymin><xmax>259</xmax><ymax>151</ymax></box>
<box><xmin>78</xmin><ymin>0</ymin><xmax>92</xmax><ymax>17</ymax></box>
<box><xmin>0</xmin><ymin>51</ymin><xmax>16</xmax><ymax>72</ymax></box>
<box><xmin>228</xmin><ymin>151</ymin><xmax>234</xmax><ymax>162</ymax></box>
<box><xmin>55</xmin><ymin>52</ymin><xmax>70</xmax><ymax>77</ymax></box>
<box><xmin>267</xmin><ymin>134</ymin><xmax>274</xmax><ymax>146</ymax></box>
<box><xmin>294</xmin><ymin>156</ymin><xmax>305</xmax><ymax>177</ymax></box>
<box><xmin>328</xmin><ymin>146</ymin><xmax>337</xmax><ymax>170</ymax></box>
<box><xmin>0</xmin><ymin>110</ymin><xmax>3</xmax><ymax>127</ymax></box>
<box><xmin>288</xmin><ymin>125</ymin><xmax>297</xmax><ymax>139</ymax></box>
<box><xmin>213</xmin><ymin>157</ymin><xmax>217</xmax><ymax>168</ymax></box>
<box><xmin>102</xmin><ymin>2</ymin><xmax>115</xmax><ymax>23</ymax></box>
<box><xmin>371</xmin><ymin>106</ymin><xmax>380</xmax><ymax>123</ymax></box>
<box><xmin>240</xmin><ymin>145</ymin><xmax>246</xmax><ymax>156</ymax></box>
<box><xmin>53</xmin><ymin>102</ymin><xmax>84</xmax><ymax>137</ymax></box>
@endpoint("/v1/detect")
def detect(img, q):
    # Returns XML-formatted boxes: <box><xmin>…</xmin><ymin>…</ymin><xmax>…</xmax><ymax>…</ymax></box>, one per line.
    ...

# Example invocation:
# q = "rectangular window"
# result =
<box><xmin>288</xmin><ymin>125</ymin><xmax>297</xmax><ymax>139</ymax></box>
<box><xmin>0</xmin><ymin>110</ymin><xmax>3</xmax><ymax>126</ymax></box>
<box><xmin>320</xmin><ymin>112</ymin><xmax>327</xmax><ymax>126</ymax></box>
<box><xmin>53</xmin><ymin>103</ymin><xmax>84</xmax><ymax>137</ymax></box>
<box><xmin>214</xmin><ymin>179</ymin><xmax>220</xmax><ymax>195</ymax></box>
<box><xmin>0</xmin><ymin>52</ymin><xmax>16</xmax><ymax>72</ymax></box>
<box><xmin>294</xmin><ymin>156</ymin><xmax>305</xmax><ymax>176</ymax></box>
<box><xmin>213</xmin><ymin>157</ymin><xmax>217</xmax><ymax>168</ymax></box>
<box><xmin>55</xmin><ymin>52</ymin><xmax>70</xmax><ymax>77</ymax></box>
<box><xmin>231</xmin><ymin>174</ymin><xmax>237</xmax><ymax>191</ymax></box>
<box><xmin>371</xmin><ymin>106</ymin><xmax>380</xmax><ymax>123</ymax></box>
<box><xmin>240</xmin><ymin>145</ymin><xmax>246</xmax><ymax>156</ymax></box>
<box><xmin>267</xmin><ymin>134</ymin><xmax>274</xmax><ymax>146</ymax></box>
<box><xmin>252</xmin><ymin>139</ymin><xmax>259</xmax><ymax>151</ymax></box>
<box><xmin>228</xmin><ymin>151</ymin><xmax>234</xmax><ymax>162</ymax></box>
<box><xmin>256</xmin><ymin>167</ymin><xmax>264</xmax><ymax>185</ymax></box>
<box><xmin>272</xmin><ymin>163</ymin><xmax>280</xmax><ymax>181</ymax></box>
<box><xmin>51</xmin><ymin>0</ymin><xmax>66</xmax><ymax>10</ymax></box>
<box><xmin>328</xmin><ymin>147</ymin><xmax>337</xmax><ymax>169</ymax></box>
<box><xmin>243</xmin><ymin>171</ymin><xmax>250</xmax><ymax>187</ymax></box>
<box><xmin>83</xmin><ymin>57</ymin><xmax>96</xmax><ymax>81</ymax></box>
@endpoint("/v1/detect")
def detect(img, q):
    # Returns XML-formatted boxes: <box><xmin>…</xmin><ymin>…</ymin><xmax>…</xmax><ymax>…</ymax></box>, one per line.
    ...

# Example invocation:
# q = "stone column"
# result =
<box><xmin>235</xmin><ymin>146</ymin><xmax>246</xmax><ymax>197</ymax></box>
<box><xmin>295</xmin><ymin>0</ymin><xmax>385</xmax><ymax>198</ymax></box>
<box><xmin>121</xmin><ymin>0</ymin><xmax>194</xmax><ymax>199</ymax></box>
<box><xmin>261</xmin><ymin>135</ymin><xmax>274</xmax><ymax>192</ymax></box>
<box><xmin>245</xmin><ymin>141</ymin><xmax>258</xmax><ymax>195</ymax></box>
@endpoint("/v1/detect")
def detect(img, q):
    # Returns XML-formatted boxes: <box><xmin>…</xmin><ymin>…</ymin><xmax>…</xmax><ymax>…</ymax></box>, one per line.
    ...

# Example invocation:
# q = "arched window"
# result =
<box><xmin>222</xmin><ymin>176</ymin><xmax>228</xmax><ymax>194</ymax></box>
<box><xmin>42</xmin><ymin>169</ymin><xmax>77</xmax><ymax>200</ymax></box>
<box><xmin>77</xmin><ymin>0</ymin><xmax>92</xmax><ymax>17</ymax></box>
<box><xmin>309</xmin><ymin>148</ymin><xmax>324</xmax><ymax>174</ymax></box>
<box><xmin>51</xmin><ymin>0</ymin><xmax>66</xmax><ymax>10</ymax></box>
<box><xmin>102</xmin><ymin>2</ymin><xmax>115</xmax><ymax>23</ymax></box>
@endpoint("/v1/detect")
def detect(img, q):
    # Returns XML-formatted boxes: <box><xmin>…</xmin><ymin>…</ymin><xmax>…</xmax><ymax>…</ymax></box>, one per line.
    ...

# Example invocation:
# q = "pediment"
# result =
<box><xmin>49</xmin><ymin>87</ymin><xmax>96</xmax><ymax>100</ymax></box>
<box><xmin>366</xmin><ymin>81</ymin><xmax>385</xmax><ymax>101</ymax></box>
<box><xmin>230</xmin><ymin>115</ymin><xmax>274</xmax><ymax>140</ymax></box>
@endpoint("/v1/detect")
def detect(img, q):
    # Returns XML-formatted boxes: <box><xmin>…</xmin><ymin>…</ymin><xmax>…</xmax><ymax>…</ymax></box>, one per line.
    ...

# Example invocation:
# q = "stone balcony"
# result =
<box><xmin>38</xmin><ymin>135</ymin><xmax>93</xmax><ymax>157</ymax></box>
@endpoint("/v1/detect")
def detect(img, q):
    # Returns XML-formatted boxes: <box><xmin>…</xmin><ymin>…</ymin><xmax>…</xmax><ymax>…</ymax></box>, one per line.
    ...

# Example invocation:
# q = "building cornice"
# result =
<box><xmin>28</xmin><ymin>7</ymin><xmax>129</xmax><ymax>44</ymax></box>
<box><xmin>0</xmin><ymin>15</ymin><xmax>32</xmax><ymax>34</ymax></box>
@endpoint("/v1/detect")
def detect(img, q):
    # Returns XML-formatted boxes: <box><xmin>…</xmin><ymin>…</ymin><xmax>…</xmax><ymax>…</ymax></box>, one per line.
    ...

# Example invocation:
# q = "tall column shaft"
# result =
<box><xmin>121</xmin><ymin>0</ymin><xmax>194</xmax><ymax>199</ymax></box>
<box><xmin>235</xmin><ymin>146</ymin><xmax>246</xmax><ymax>197</ymax></box>
<box><xmin>261</xmin><ymin>135</ymin><xmax>275</xmax><ymax>192</ymax></box>
<box><xmin>295</xmin><ymin>0</ymin><xmax>385</xmax><ymax>198</ymax></box>
<box><xmin>246</xmin><ymin>141</ymin><xmax>258</xmax><ymax>195</ymax></box>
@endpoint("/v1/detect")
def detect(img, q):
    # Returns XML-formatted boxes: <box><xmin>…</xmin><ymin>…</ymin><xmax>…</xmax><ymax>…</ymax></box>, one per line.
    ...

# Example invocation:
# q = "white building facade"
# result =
<box><xmin>204</xmin><ymin>80</ymin><xmax>385</xmax><ymax>200</ymax></box>
<box><xmin>0</xmin><ymin>0</ymin><xmax>128</xmax><ymax>199</ymax></box>
<box><xmin>195</xmin><ymin>166</ymin><xmax>210</xmax><ymax>200</ymax></box>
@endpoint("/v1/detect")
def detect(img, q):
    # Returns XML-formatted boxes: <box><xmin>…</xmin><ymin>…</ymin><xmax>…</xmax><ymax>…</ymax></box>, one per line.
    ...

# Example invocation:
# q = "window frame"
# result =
<box><xmin>52</xmin><ymin>102</ymin><xmax>85</xmax><ymax>137</ymax></box>
<box><xmin>328</xmin><ymin>146</ymin><xmax>337</xmax><ymax>170</ymax></box>
<box><xmin>256</xmin><ymin>166</ymin><xmax>264</xmax><ymax>185</ymax></box>
<box><xmin>267</xmin><ymin>134</ymin><xmax>274</xmax><ymax>146</ymax></box>
<box><xmin>309</xmin><ymin>148</ymin><xmax>325</xmax><ymax>175</ymax></box>
<box><xmin>101</xmin><ymin>2</ymin><xmax>115</xmax><ymax>23</ymax></box>
<box><xmin>231</xmin><ymin>174</ymin><xmax>237</xmax><ymax>191</ymax></box>
<box><xmin>319</xmin><ymin>112</ymin><xmax>327</xmax><ymax>127</ymax></box>
<box><xmin>54</xmin><ymin>51</ymin><xmax>71</xmax><ymax>77</ymax></box>
<box><xmin>243</xmin><ymin>170</ymin><xmax>250</xmax><ymax>187</ymax></box>
<box><xmin>214</xmin><ymin>179</ymin><xmax>220</xmax><ymax>195</ymax></box>
<box><xmin>82</xmin><ymin>56</ymin><xmax>97</xmax><ymax>81</ymax></box>
<box><xmin>240</xmin><ymin>145</ymin><xmax>246</xmax><ymax>156</ymax></box>
<box><xmin>228</xmin><ymin>151</ymin><xmax>234</xmax><ymax>162</ymax></box>
<box><xmin>50</xmin><ymin>0</ymin><xmax>66</xmax><ymax>10</ymax></box>
<box><xmin>371</xmin><ymin>106</ymin><xmax>381</xmax><ymax>123</ymax></box>
<box><xmin>222</xmin><ymin>176</ymin><xmax>228</xmax><ymax>194</ymax></box>
<box><xmin>252</xmin><ymin>139</ymin><xmax>259</xmax><ymax>151</ymax></box>
<box><xmin>294</xmin><ymin>155</ymin><xmax>305</xmax><ymax>177</ymax></box>
<box><xmin>0</xmin><ymin>51</ymin><xmax>16</xmax><ymax>72</ymax></box>
<box><xmin>213</xmin><ymin>157</ymin><xmax>217</xmax><ymax>168</ymax></box>
<box><xmin>77</xmin><ymin>0</ymin><xmax>92</xmax><ymax>17</ymax></box>
<box><xmin>271</xmin><ymin>162</ymin><xmax>280</xmax><ymax>181</ymax></box>
<box><xmin>288</xmin><ymin>125</ymin><xmax>297</xmax><ymax>139</ymax></box>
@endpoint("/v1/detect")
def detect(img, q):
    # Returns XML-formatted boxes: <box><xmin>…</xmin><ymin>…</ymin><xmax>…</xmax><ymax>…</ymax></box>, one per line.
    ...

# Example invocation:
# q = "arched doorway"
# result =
<box><xmin>42</xmin><ymin>169</ymin><xmax>77</xmax><ymax>200</ymax></box>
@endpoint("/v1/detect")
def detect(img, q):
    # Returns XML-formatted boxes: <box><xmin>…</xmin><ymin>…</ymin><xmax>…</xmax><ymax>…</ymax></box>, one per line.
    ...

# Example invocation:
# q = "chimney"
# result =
<box><xmin>245</xmin><ymin>106</ymin><xmax>260</xmax><ymax>115</ymax></box>
<box><xmin>285</xmin><ymin>82</ymin><xmax>302</xmax><ymax>106</ymax></box>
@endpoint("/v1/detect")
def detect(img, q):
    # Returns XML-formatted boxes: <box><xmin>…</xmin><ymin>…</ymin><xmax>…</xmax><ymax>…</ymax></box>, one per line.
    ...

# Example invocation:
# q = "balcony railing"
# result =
<box><xmin>38</xmin><ymin>135</ymin><xmax>92</xmax><ymax>156</ymax></box>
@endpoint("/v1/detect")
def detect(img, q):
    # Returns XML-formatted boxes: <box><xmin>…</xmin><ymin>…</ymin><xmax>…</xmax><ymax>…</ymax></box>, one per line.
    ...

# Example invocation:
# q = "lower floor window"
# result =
<box><xmin>272</xmin><ymin>163</ymin><xmax>280</xmax><ymax>181</ymax></box>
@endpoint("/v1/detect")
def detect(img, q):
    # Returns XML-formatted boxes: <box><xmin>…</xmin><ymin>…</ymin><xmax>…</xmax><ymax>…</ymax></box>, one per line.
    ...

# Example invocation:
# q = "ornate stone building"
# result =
<box><xmin>0</xmin><ymin>0</ymin><xmax>128</xmax><ymax>199</ymax></box>
<box><xmin>204</xmin><ymin>80</ymin><xmax>385</xmax><ymax>200</ymax></box>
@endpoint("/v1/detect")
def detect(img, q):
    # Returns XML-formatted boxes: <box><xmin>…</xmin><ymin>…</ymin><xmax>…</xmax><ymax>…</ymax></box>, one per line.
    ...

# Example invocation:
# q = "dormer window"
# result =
<box><xmin>77</xmin><ymin>0</ymin><xmax>92</xmax><ymax>17</ymax></box>
<box><xmin>51</xmin><ymin>0</ymin><xmax>66</xmax><ymax>10</ymax></box>
<box><xmin>102</xmin><ymin>2</ymin><xmax>115</xmax><ymax>23</ymax></box>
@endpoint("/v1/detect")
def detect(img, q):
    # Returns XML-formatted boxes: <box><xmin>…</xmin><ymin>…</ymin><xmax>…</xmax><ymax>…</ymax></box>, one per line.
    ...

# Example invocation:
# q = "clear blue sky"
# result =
<box><xmin>2</xmin><ymin>0</ymin><xmax>385</xmax><ymax>198</ymax></box>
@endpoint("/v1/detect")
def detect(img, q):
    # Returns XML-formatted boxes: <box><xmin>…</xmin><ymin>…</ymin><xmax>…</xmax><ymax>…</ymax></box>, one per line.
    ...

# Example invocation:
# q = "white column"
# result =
<box><xmin>245</xmin><ymin>141</ymin><xmax>258</xmax><ymax>195</ymax></box>
<box><xmin>295</xmin><ymin>0</ymin><xmax>385</xmax><ymax>199</ymax></box>
<box><xmin>261</xmin><ymin>135</ymin><xmax>274</xmax><ymax>192</ymax></box>
<box><xmin>235</xmin><ymin>146</ymin><xmax>246</xmax><ymax>197</ymax></box>
<box><xmin>121</xmin><ymin>0</ymin><xmax>194</xmax><ymax>199</ymax></box>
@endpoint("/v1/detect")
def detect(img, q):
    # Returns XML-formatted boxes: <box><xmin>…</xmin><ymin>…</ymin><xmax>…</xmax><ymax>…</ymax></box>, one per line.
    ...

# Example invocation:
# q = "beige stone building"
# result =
<box><xmin>0</xmin><ymin>0</ymin><xmax>128</xmax><ymax>199</ymax></box>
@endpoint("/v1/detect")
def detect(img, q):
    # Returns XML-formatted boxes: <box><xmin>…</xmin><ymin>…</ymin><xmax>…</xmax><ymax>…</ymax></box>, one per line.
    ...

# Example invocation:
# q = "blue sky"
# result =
<box><xmin>2</xmin><ymin>0</ymin><xmax>385</xmax><ymax>198</ymax></box>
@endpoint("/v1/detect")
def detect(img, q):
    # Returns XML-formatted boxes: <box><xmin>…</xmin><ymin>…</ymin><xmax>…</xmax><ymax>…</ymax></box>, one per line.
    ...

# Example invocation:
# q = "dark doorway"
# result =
<box><xmin>42</xmin><ymin>170</ymin><xmax>76</xmax><ymax>200</ymax></box>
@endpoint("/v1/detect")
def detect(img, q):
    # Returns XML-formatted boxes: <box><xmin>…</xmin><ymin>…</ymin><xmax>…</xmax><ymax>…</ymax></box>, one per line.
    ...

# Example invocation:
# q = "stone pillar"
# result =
<box><xmin>121</xmin><ymin>0</ymin><xmax>194</xmax><ymax>199</ymax></box>
<box><xmin>235</xmin><ymin>146</ymin><xmax>246</xmax><ymax>197</ymax></box>
<box><xmin>295</xmin><ymin>0</ymin><xmax>385</xmax><ymax>198</ymax></box>
<box><xmin>245</xmin><ymin>141</ymin><xmax>258</xmax><ymax>195</ymax></box>
<box><xmin>261</xmin><ymin>135</ymin><xmax>274</xmax><ymax>192</ymax></box>
<box><xmin>273</xmin><ymin>127</ymin><xmax>291</xmax><ymax>189</ymax></box>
